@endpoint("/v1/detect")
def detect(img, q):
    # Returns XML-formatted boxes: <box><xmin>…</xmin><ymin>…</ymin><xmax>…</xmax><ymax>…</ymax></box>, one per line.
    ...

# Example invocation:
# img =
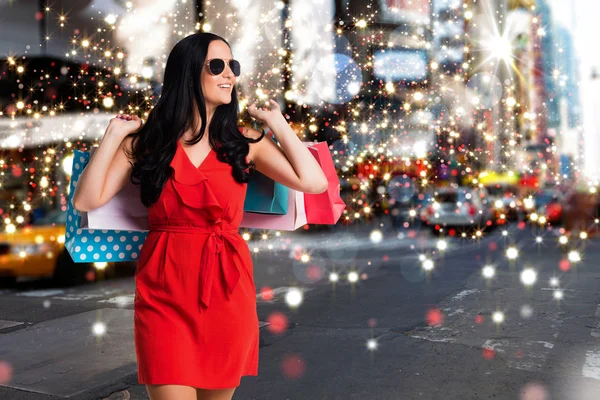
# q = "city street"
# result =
<box><xmin>1</xmin><ymin>222</ymin><xmax>600</xmax><ymax>399</ymax></box>
<box><xmin>3</xmin><ymin>0</ymin><xmax>600</xmax><ymax>398</ymax></box>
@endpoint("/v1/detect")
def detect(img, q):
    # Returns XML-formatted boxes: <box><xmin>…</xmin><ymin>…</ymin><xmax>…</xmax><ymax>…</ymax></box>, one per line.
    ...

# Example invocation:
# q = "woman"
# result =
<box><xmin>72</xmin><ymin>32</ymin><xmax>328</xmax><ymax>400</ymax></box>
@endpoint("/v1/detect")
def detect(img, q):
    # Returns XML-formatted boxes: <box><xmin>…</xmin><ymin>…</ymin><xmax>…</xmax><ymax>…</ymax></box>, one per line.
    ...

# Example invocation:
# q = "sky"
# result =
<box><xmin>547</xmin><ymin>0</ymin><xmax>600</xmax><ymax>177</ymax></box>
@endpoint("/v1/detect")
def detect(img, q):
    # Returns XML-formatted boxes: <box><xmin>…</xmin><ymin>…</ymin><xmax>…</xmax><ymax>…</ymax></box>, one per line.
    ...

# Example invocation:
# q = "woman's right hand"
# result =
<box><xmin>106</xmin><ymin>114</ymin><xmax>143</xmax><ymax>138</ymax></box>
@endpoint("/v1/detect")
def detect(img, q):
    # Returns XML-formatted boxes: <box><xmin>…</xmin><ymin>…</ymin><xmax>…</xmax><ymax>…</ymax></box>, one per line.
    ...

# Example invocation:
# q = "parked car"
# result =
<box><xmin>0</xmin><ymin>209</ymin><xmax>128</xmax><ymax>286</ymax></box>
<box><xmin>485</xmin><ymin>184</ymin><xmax>521</xmax><ymax>221</ymax></box>
<box><xmin>532</xmin><ymin>189</ymin><xmax>565</xmax><ymax>225</ymax></box>
<box><xmin>426</xmin><ymin>187</ymin><xmax>495</xmax><ymax>233</ymax></box>
<box><xmin>390</xmin><ymin>192</ymin><xmax>434</xmax><ymax>231</ymax></box>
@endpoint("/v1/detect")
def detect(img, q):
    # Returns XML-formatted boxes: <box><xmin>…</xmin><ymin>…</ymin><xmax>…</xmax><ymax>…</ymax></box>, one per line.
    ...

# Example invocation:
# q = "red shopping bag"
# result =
<box><xmin>303</xmin><ymin>142</ymin><xmax>346</xmax><ymax>224</ymax></box>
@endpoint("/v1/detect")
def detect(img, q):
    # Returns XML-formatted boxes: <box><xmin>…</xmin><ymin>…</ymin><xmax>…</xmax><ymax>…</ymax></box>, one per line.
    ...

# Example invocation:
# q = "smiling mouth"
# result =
<box><xmin>218</xmin><ymin>84</ymin><xmax>232</xmax><ymax>90</ymax></box>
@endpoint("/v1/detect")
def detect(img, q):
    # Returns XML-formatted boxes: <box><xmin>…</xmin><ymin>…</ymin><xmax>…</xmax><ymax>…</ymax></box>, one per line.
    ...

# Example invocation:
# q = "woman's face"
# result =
<box><xmin>201</xmin><ymin>40</ymin><xmax>237</xmax><ymax>111</ymax></box>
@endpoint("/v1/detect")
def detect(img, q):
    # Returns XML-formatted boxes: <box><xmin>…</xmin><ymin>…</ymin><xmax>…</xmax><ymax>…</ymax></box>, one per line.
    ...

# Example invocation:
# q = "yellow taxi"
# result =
<box><xmin>0</xmin><ymin>209</ymin><xmax>122</xmax><ymax>285</ymax></box>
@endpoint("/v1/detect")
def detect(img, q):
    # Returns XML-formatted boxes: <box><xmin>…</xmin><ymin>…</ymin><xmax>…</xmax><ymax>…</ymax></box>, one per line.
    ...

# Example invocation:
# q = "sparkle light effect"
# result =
<box><xmin>267</xmin><ymin>312</ymin><xmax>289</xmax><ymax>335</ymax></box>
<box><xmin>369</xmin><ymin>230</ymin><xmax>383</xmax><ymax>244</ymax></box>
<box><xmin>520</xmin><ymin>305</ymin><xmax>534</xmax><ymax>319</ymax></box>
<box><xmin>567</xmin><ymin>250</ymin><xmax>581</xmax><ymax>263</ymax></box>
<box><xmin>0</xmin><ymin>361</ymin><xmax>13</xmax><ymax>385</ymax></box>
<box><xmin>92</xmin><ymin>322</ymin><xmax>106</xmax><ymax>336</ymax></box>
<box><xmin>520</xmin><ymin>268</ymin><xmax>537</xmax><ymax>286</ymax></box>
<box><xmin>492</xmin><ymin>311</ymin><xmax>505</xmax><ymax>324</ymax></box>
<box><xmin>366</xmin><ymin>338</ymin><xmax>378</xmax><ymax>351</ymax></box>
<box><xmin>482</xmin><ymin>265</ymin><xmax>495</xmax><ymax>279</ymax></box>
<box><xmin>0</xmin><ymin>0</ymin><xmax>594</xmax><ymax>343</ymax></box>
<box><xmin>506</xmin><ymin>247</ymin><xmax>519</xmax><ymax>260</ymax></box>
<box><xmin>285</xmin><ymin>288</ymin><xmax>303</xmax><ymax>308</ymax></box>
<box><xmin>422</xmin><ymin>258</ymin><xmax>434</xmax><ymax>271</ymax></box>
<box><xmin>329</xmin><ymin>272</ymin><xmax>339</xmax><ymax>283</ymax></box>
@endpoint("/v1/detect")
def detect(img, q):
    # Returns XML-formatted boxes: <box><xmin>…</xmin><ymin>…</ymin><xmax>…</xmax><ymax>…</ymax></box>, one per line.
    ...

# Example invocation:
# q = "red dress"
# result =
<box><xmin>134</xmin><ymin>137</ymin><xmax>259</xmax><ymax>389</ymax></box>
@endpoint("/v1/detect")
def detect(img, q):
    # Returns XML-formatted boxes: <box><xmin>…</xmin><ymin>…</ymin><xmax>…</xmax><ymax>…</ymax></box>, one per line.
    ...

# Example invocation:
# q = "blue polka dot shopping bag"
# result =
<box><xmin>65</xmin><ymin>150</ymin><xmax>148</xmax><ymax>263</ymax></box>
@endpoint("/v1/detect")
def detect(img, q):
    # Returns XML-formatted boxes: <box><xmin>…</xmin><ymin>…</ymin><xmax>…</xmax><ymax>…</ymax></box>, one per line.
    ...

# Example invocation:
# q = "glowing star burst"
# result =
<box><xmin>366</xmin><ymin>338</ymin><xmax>378</xmax><ymax>351</ymax></box>
<box><xmin>422</xmin><ymin>259</ymin><xmax>434</xmax><ymax>271</ymax></box>
<box><xmin>530</xmin><ymin>213</ymin><xmax>538</xmax><ymax>222</ymax></box>
<box><xmin>482</xmin><ymin>265</ymin><xmax>495</xmax><ymax>279</ymax></box>
<box><xmin>506</xmin><ymin>247</ymin><xmax>519</xmax><ymax>260</ymax></box>
<box><xmin>549</xmin><ymin>277</ymin><xmax>559</xmax><ymax>287</ymax></box>
<box><xmin>348</xmin><ymin>271</ymin><xmax>359</xmax><ymax>283</ymax></box>
<box><xmin>559</xmin><ymin>235</ymin><xmax>568</xmax><ymax>245</ymax></box>
<box><xmin>329</xmin><ymin>272</ymin><xmax>339</xmax><ymax>283</ymax></box>
<box><xmin>285</xmin><ymin>288</ymin><xmax>303</xmax><ymax>308</ymax></box>
<box><xmin>370</xmin><ymin>230</ymin><xmax>383</xmax><ymax>244</ymax></box>
<box><xmin>520</xmin><ymin>268</ymin><xmax>537</xmax><ymax>286</ymax></box>
<box><xmin>92</xmin><ymin>322</ymin><xmax>106</xmax><ymax>336</ymax></box>
<box><xmin>492</xmin><ymin>311</ymin><xmax>505</xmax><ymax>324</ymax></box>
<box><xmin>567</xmin><ymin>250</ymin><xmax>581</xmax><ymax>263</ymax></box>
<box><xmin>553</xmin><ymin>290</ymin><xmax>564</xmax><ymax>300</ymax></box>
<box><xmin>105</xmin><ymin>14</ymin><xmax>117</xmax><ymax>25</ymax></box>
<box><xmin>437</xmin><ymin>240</ymin><xmax>447</xmax><ymax>251</ymax></box>
<box><xmin>520</xmin><ymin>305</ymin><xmax>533</xmax><ymax>319</ymax></box>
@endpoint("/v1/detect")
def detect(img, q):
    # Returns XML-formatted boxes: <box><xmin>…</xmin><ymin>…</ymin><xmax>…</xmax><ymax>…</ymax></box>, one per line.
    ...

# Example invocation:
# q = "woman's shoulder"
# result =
<box><xmin>238</xmin><ymin>126</ymin><xmax>263</xmax><ymax>140</ymax></box>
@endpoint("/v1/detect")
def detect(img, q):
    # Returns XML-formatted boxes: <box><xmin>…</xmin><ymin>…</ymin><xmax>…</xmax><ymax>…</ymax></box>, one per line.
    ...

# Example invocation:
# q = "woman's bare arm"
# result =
<box><xmin>72</xmin><ymin>115</ymin><xmax>141</xmax><ymax>212</ymax></box>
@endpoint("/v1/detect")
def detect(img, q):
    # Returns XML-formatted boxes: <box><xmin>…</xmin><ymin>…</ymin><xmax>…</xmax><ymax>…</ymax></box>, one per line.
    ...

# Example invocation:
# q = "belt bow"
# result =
<box><xmin>149</xmin><ymin>223</ymin><xmax>243</xmax><ymax>313</ymax></box>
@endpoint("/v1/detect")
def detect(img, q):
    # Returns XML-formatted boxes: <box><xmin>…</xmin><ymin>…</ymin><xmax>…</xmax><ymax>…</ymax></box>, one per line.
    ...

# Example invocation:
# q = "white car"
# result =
<box><xmin>426</xmin><ymin>187</ymin><xmax>494</xmax><ymax>233</ymax></box>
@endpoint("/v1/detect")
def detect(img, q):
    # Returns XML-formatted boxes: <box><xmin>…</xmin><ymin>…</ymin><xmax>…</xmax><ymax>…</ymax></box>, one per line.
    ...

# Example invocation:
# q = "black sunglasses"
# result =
<box><xmin>204</xmin><ymin>58</ymin><xmax>241</xmax><ymax>77</ymax></box>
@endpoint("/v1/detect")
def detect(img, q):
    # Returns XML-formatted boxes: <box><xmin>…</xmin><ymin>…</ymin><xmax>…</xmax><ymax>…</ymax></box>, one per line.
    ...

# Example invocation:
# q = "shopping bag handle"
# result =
<box><xmin>252</xmin><ymin>121</ymin><xmax>275</xmax><ymax>143</ymax></box>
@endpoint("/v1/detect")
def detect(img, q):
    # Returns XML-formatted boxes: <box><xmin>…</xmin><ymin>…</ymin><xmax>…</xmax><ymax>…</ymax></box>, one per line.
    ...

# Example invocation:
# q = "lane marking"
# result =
<box><xmin>483</xmin><ymin>339</ymin><xmax>554</xmax><ymax>372</ymax></box>
<box><xmin>408</xmin><ymin>334</ymin><xmax>456</xmax><ymax>343</ymax></box>
<box><xmin>451</xmin><ymin>289</ymin><xmax>479</xmax><ymax>302</ymax></box>
<box><xmin>17</xmin><ymin>289</ymin><xmax>65</xmax><ymax>297</ymax></box>
<box><xmin>0</xmin><ymin>320</ymin><xmax>24</xmax><ymax>330</ymax></box>
<box><xmin>583</xmin><ymin>350</ymin><xmax>600</xmax><ymax>380</ymax></box>
<box><xmin>590</xmin><ymin>305</ymin><xmax>600</xmax><ymax>338</ymax></box>
<box><xmin>255</xmin><ymin>286</ymin><xmax>314</xmax><ymax>302</ymax></box>
<box><xmin>98</xmin><ymin>295</ymin><xmax>135</xmax><ymax>307</ymax></box>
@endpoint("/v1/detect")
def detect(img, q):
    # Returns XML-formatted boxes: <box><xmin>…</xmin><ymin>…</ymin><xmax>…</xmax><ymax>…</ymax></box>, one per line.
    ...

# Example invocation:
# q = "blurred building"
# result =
<box><xmin>331</xmin><ymin>0</ymin><xmax>434</xmax><ymax>157</ymax></box>
<box><xmin>463</xmin><ymin>0</ymin><xmax>510</xmax><ymax>171</ymax></box>
<box><xmin>554</xmin><ymin>26</ymin><xmax>581</xmax><ymax>130</ymax></box>
<box><xmin>535</xmin><ymin>0</ymin><xmax>582</xmax><ymax>178</ymax></box>
<box><xmin>554</xmin><ymin>26</ymin><xmax>583</xmax><ymax>179</ymax></box>
<box><xmin>537</xmin><ymin>0</ymin><xmax>560</xmax><ymax>130</ymax></box>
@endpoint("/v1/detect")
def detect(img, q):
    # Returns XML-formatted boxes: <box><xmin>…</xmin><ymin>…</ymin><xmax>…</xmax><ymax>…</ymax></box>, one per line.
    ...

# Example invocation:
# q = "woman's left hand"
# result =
<box><xmin>247</xmin><ymin>99</ymin><xmax>282</xmax><ymax>126</ymax></box>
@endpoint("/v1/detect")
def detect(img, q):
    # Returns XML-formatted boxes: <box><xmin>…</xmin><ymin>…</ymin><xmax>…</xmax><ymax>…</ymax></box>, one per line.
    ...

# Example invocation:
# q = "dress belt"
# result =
<box><xmin>149</xmin><ymin>224</ymin><xmax>242</xmax><ymax>313</ymax></box>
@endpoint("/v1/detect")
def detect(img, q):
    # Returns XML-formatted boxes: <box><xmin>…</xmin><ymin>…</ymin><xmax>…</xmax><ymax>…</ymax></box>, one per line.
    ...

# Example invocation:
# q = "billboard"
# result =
<box><xmin>378</xmin><ymin>0</ymin><xmax>431</xmax><ymax>24</ymax></box>
<box><xmin>343</xmin><ymin>0</ymin><xmax>431</xmax><ymax>25</ymax></box>
<box><xmin>373</xmin><ymin>49</ymin><xmax>428</xmax><ymax>83</ymax></box>
<box><xmin>432</xmin><ymin>0</ymin><xmax>464</xmax><ymax>70</ymax></box>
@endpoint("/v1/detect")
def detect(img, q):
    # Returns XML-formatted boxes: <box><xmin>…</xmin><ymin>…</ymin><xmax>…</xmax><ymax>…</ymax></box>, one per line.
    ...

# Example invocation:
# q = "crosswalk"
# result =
<box><xmin>0</xmin><ymin>280</ymin><xmax>314</xmax><ymax>309</ymax></box>
<box><xmin>582</xmin><ymin>304</ymin><xmax>600</xmax><ymax>380</ymax></box>
<box><xmin>246</xmin><ymin>230</ymin><xmax>442</xmax><ymax>258</ymax></box>
<box><xmin>405</xmin><ymin>282</ymin><xmax>600</xmax><ymax>385</ymax></box>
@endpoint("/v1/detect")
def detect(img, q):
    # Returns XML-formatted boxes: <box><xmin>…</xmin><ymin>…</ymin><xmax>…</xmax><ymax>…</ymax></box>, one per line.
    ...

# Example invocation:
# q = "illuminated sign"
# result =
<box><xmin>342</xmin><ymin>0</ymin><xmax>431</xmax><ymax>25</ymax></box>
<box><xmin>373</xmin><ymin>49</ymin><xmax>428</xmax><ymax>82</ymax></box>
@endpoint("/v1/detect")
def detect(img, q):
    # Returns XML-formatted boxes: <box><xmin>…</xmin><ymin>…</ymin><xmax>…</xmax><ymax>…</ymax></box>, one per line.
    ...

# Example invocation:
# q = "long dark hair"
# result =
<box><xmin>125</xmin><ymin>32</ymin><xmax>264</xmax><ymax>207</ymax></box>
